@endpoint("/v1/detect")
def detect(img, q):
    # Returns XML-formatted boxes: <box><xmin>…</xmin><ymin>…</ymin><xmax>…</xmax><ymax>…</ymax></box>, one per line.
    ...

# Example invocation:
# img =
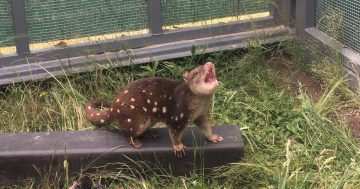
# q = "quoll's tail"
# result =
<box><xmin>85</xmin><ymin>99</ymin><xmax>112</xmax><ymax>126</ymax></box>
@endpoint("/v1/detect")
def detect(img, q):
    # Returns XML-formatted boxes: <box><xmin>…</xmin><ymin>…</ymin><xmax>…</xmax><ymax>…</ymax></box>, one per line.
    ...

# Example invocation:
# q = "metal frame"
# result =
<box><xmin>4</xmin><ymin>0</ymin><xmax>358</xmax><ymax>88</ymax></box>
<box><xmin>0</xmin><ymin>16</ymin><xmax>278</xmax><ymax>67</ymax></box>
<box><xmin>9</xmin><ymin>0</ymin><xmax>30</xmax><ymax>55</ymax></box>
<box><xmin>0</xmin><ymin>0</ymin><xmax>290</xmax><ymax>85</ymax></box>
<box><xmin>0</xmin><ymin>26</ymin><xmax>288</xmax><ymax>85</ymax></box>
<box><xmin>295</xmin><ymin>0</ymin><xmax>315</xmax><ymax>36</ymax></box>
<box><xmin>148</xmin><ymin>0</ymin><xmax>163</xmax><ymax>35</ymax></box>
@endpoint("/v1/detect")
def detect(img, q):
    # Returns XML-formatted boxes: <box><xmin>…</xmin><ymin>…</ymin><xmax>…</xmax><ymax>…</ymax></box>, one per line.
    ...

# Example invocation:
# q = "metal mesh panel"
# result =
<box><xmin>0</xmin><ymin>0</ymin><xmax>14</xmax><ymax>47</ymax></box>
<box><xmin>25</xmin><ymin>0</ymin><xmax>148</xmax><ymax>44</ymax></box>
<box><xmin>315</xmin><ymin>0</ymin><xmax>360</xmax><ymax>53</ymax></box>
<box><xmin>161</xmin><ymin>0</ymin><xmax>270</xmax><ymax>27</ymax></box>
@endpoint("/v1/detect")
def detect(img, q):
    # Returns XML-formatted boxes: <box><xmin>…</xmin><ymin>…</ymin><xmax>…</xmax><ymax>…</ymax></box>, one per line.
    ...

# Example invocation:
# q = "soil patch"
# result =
<box><xmin>268</xmin><ymin>58</ymin><xmax>324</xmax><ymax>102</ymax></box>
<box><xmin>268</xmin><ymin>58</ymin><xmax>360</xmax><ymax>143</ymax></box>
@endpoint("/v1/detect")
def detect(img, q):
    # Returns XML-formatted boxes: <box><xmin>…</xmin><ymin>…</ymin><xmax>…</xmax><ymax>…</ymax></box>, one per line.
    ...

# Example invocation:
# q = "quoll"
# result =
<box><xmin>85</xmin><ymin>62</ymin><xmax>223</xmax><ymax>157</ymax></box>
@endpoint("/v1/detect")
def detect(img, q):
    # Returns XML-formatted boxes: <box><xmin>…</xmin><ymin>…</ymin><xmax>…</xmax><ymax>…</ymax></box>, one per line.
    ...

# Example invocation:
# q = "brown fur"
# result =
<box><xmin>85</xmin><ymin>62</ymin><xmax>223</xmax><ymax>157</ymax></box>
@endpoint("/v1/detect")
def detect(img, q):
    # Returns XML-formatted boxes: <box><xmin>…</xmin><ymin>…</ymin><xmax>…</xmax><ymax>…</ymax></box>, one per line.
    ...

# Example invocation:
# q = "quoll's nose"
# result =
<box><xmin>204</xmin><ymin>62</ymin><xmax>214</xmax><ymax>71</ymax></box>
<box><xmin>205</xmin><ymin>62</ymin><xmax>214</xmax><ymax>66</ymax></box>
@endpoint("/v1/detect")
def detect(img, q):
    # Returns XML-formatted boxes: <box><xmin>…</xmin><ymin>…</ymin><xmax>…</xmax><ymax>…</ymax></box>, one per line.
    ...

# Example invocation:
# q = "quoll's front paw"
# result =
<box><xmin>173</xmin><ymin>143</ymin><xmax>187</xmax><ymax>158</ymax></box>
<box><xmin>207</xmin><ymin>134</ymin><xmax>224</xmax><ymax>143</ymax></box>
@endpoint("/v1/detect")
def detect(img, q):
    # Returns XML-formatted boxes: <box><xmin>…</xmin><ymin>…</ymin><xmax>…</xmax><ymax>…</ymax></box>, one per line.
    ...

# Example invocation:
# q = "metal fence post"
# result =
<box><xmin>271</xmin><ymin>0</ymin><xmax>295</xmax><ymax>27</ymax></box>
<box><xmin>295</xmin><ymin>0</ymin><xmax>315</xmax><ymax>36</ymax></box>
<box><xmin>10</xmin><ymin>0</ymin><xmax>30</xmax><ymax>55</ymax></box>
<box><xmin>148</xmin><ymin>0</ymin><xmax>163</xmax><ymax>36</ymax></box>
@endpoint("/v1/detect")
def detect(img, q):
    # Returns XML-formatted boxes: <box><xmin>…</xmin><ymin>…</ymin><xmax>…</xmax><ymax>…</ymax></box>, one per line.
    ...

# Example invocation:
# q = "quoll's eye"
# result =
<box><xmin>192</xmin><ymin>72</ymin><xmax>199</xmax><ymax>78</ymax></box>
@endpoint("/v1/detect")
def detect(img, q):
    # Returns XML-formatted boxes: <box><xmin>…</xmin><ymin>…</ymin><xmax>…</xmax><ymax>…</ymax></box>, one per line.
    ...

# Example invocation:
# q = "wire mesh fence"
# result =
<box><xmin>0</xmin><ymin>0</ymin><xmax>271</xmax><ymax>54</ymax></box>
<box><xmin>315</xmin><ymin>0</ymin><xmax>360</xmax><ymax>53</ymax></box>
<box><xmin>25</xmin><ymin>0</ymin><xmax>149</xmax><ymax>49</ymax></box>
<box><xmin>161</xmin><ymin>0</ymin><xmax>270</xmax><ymax>29</ymax></box>
<box><xmin>0</xmin><ymin>0</ymin><xmax>15</xmax><ymax>48</ymax></box>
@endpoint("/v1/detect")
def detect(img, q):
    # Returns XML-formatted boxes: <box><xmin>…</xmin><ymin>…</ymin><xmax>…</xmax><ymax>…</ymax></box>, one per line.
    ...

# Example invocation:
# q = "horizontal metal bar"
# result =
<box><xmin>0</xmin><ymin>26</ymin><xmax>289</xmax><ymax>85</ymax></box>
<box><xmin>0</xmin><ymin>16</ymin><xmax>277</xmax><ymax>67</ymax></box>
<box><xmin>0</xmin><ymin>125</ymin><xmax>243</xmax><ymax>186</ymax></box>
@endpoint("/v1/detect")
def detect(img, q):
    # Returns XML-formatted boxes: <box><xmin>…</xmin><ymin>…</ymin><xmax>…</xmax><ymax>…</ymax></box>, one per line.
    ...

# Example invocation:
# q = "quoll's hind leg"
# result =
<box><xmin>168</xmin><ymin>126</ymin><xmax>187</xmax><ymax>158</ymax></box>
<box><xmin>194</xmin><ymin>115</ymin><xmax>224</xmax><ymax>143</ymax></box>
<box><xmin>118</xmin><ymin>116</ymin><xmax>151</xmax><ymax>149</ymax></box>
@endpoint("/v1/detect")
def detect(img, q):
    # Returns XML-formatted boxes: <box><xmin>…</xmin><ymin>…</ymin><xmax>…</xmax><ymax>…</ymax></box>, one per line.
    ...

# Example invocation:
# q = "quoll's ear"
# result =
<box><xmin>183</xmin><ymin>71</ymin><xmax>189</xmax><ymax>83</ymax></box>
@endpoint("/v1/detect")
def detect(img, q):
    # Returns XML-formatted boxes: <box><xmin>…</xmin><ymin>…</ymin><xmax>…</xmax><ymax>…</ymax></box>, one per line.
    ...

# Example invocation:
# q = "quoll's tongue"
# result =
<box><xmin>204</xmin><ymin>63</ymin><xmax>216</xmax><ymax>84</ymax></box>
<box><xmin>205</xmin><ymin>70</ymin><xmax>214</xmax><ymax>83</ymax></box>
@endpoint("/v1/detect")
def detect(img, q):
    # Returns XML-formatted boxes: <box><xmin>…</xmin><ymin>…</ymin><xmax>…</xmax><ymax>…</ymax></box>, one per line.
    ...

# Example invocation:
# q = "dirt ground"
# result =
<box><xmin>268</xmin><ymin>59</ymin><xmax>360</xmax><ymax>142</ymax></box>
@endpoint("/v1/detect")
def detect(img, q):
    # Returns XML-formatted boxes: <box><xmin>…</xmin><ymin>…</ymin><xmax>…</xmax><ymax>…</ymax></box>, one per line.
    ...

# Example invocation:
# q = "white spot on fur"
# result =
<box><xmin>90</xmin><ymin>114</ymin><xmax>94</xmax><ymax>117</ymax></box>
<box><xmin>163</xmin><ymin>94</ymin><xmax>167</xmax><ymax>98</ymax></box>
<box><xmin>87</xmin><ymin>106</ymin><xmax>91</xmax><ymax>110</ymax></box>
<box><xmin>162</xmin><ymin>107</ymin><xmax>167</xmax><ymax>113</ymax></box>
<box><xmin>100</xmin><ymin>119</ymin><xmax>105</xmax><ymax>123</ymax></box>
<box><xmin>127</xmin><ymin>118</ymin><xmax>131</xmax><ymax>123</ymax></box>
<box><xmin>147</xmin><ymin>99</ymin><xmax>151</xmax><ymax>104</ymax></box>
<box><xmin>152</xmin><ymin>107</ymin><xmax>157</xmax><ymax>113</ymax></box>
<box><xmin>154</xmin><ymin>101</ymin><xmax>158</xmax><ymax>106</ymax></box>
<box><xmin>124</xmin><ymin>90</ymin><xmax>128</xmax><ymax>93</ymax></box>
<box><xmin>130</xmin><ymin>128</ymin><xmax>133</xmax><ymax>131</ymax></box>
<box><xmin>108</xmin><ymin>114</ymin><xmax>110</xmax><ymax>118</ymax></box>
<box><xmin>110</xmin><ymin>108</ymin><xmax>113</xmax><ymax>112</ymax></box>
<box><xmin>180</xmin><ymin>113</ymin><xmax>184</xmax><ymax>118</ymax></box>
<box><xmin>142</xmin><ymin>89</ymin><xmax>146</xmax><ymax>92</ymax></box>
<box><xmin>116</xmin><ymin>99</ymin><xmax>120</xmax><ymax>103</ymax></box>
<box><xmin>131</xmin><ymin>98</ymin><xmax>135</xmax><ymax>102</ymax></box>
<box><xmin>143</xmin><ymin>107</ymin><xmax>147</xmax><ymax>112</ymax></box>
<box><xmin>150</xmin><ymin>92</ymin><xmax>153</xmax><ymax>95</ymax></box>
<box><xmin>171</xmin><ymin>116</ymin><xmax>174</xmax><ymax>120</ymax></box>
<box><xmin>175</xmin><ymin>116</ymin><xmax>178</xmax><ymax>121</ymax></box>
<box><xmin>169</xmin><ymin>96</ymin><xmax>172</xmax><ymax>100</ymax></box>
<box><xmin>121</xmin><ymin>102</ymin><xmax>124</xmax><ymax>106</ymax></box>
<box><xmin>130</xmin><ymin>105</ymin><xmax>135</xmax><ymax>109</ymax></box>
<box><xmin>96</xmin><ymin>113</ymin><xmax>100</xmax><ymax>116</ymax></box>
<box><xmin>117</xmin><ymin>109</ymin><xmax>120</xmax><ymax>113</ymax></box>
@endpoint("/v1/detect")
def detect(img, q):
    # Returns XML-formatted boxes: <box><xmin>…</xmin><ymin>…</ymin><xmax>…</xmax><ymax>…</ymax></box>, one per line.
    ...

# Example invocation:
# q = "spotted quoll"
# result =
<box><xmin>85</xmin><ymin>62</ymin><xmax>223</xmax><ymax>157</ymax></box>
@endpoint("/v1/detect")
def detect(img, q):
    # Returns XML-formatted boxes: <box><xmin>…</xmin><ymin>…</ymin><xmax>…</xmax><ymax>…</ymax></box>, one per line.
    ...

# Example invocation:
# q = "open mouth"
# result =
<box><xmin>204</xmin><ymin>63</ymin><xmax>217</xmax><ymax>84</ymax></box>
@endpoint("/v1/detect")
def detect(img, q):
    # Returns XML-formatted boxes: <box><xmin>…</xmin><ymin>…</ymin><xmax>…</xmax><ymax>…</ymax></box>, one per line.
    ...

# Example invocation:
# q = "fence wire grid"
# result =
<box><xmin>25</xmin><ymin>0</ymin><xmax>149</xmax><ymax>44</ymax></box>
<box><xmin>0</xmin><ymin>0</ymin><xmax>14</xmax><ymax>47</ymax></box>
<box><xmin>161</xmin><ymin>0</ymin><xmax>269</xmax><ymax>27</ymax></box>
<box><xmin>315</xmin><ymin>0</ymin><xmax>360</xmax><ymax>53</ymax></box>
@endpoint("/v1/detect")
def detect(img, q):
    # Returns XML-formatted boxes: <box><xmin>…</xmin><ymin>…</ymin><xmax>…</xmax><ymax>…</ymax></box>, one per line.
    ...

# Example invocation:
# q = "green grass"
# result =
<box><xmin>3</xmin><ymin>39</ymin><xmax>360</xmax><ymax>188</ymax></box>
